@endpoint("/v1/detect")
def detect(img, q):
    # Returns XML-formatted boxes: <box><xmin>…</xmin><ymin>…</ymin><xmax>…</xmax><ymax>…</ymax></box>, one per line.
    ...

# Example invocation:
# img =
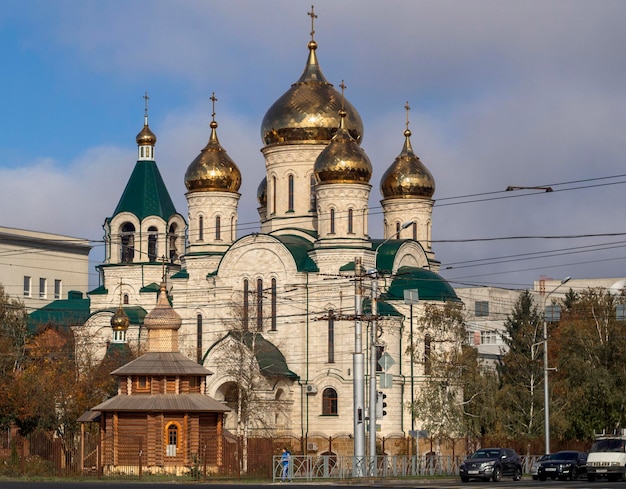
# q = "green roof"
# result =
<box><xmin>170</xmin><ymin>269</ymin><xmax>189</xmax><ymax>279</ymax></box>
<box><xmin>274</xmin><ymin>235</ymin><xmax>318</xmax><ymax>272</ymax></box>
<box><xmin>28</xmin><ymin>295</ymin><xmax>91</xmax><ymax>333</ymax></box>
<box><xmin>96</xmin><ymin>306</ymin><xmax>148</xmax><ymax>325</ymax></box>
<box><xmin>371</xmin><ymin>239</ymin><xmax>405</xmax><ymax>273</ymax></box>
<box><xmin>209</xmin><ymin>331</ymin><xmax>299</xmax><ymax>380</ymax></box>
<box><xmin>363</xmin><ymin>298</ymin><xmax>403</xmax><ymax>317</ymax></box>
<box><xmin>88</xmin><ymin>285</ymin><xmax>108</xmax><ymax>295</ymax></box>
<box><xmin>111</xmin><ymin>160</ymin><xmax>177</xmax><ymax>221</ymax></box>
<box><xmin>381</xmin><ymin>266</ymin><xmax>459</xmax><ymax>302</ymax></box>
<box><xmin>139</xmin><ymin>282</ymin><xmax>160</xmax><ymax>293</ymax></box>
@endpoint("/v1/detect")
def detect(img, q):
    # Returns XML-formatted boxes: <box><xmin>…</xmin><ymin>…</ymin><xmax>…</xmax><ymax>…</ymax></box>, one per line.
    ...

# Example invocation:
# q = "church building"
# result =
<box><xmin>81</xmin><ymin>8</ymin><xmax>458</xmax><ymax>458</ymax></box>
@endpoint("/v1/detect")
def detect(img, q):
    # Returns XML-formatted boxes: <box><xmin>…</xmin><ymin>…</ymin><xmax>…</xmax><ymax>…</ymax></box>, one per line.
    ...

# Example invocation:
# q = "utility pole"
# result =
<box><xmin>353</xmin><ymin>257</ymin><xmax>365</xmax><ymax>476</ymax></box>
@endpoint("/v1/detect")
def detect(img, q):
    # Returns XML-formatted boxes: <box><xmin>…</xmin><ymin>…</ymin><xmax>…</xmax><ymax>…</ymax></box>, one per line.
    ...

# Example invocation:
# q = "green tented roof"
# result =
<box><xmin>28</xmin><ymin>296</ymin><xmax>91</xmax><ymax>333</ymax></box>
<box><xmin>111</xmin><ymin>160</ymin><xmax>177</xmax><ymax>221</ymax></box>
<box><xmin>88</xmin><ymin>285</ymin><xmax>108</xmax><ymax>295</ymax></box>
<box><xmin>381</xmin><ymin>266</ymin><xmax>459</xmax><ymax>302</ymax></box>
<box><xmin>274</xmin><ymin>235</ymin><xmax>318</xmax><ymax>272</ymax></box>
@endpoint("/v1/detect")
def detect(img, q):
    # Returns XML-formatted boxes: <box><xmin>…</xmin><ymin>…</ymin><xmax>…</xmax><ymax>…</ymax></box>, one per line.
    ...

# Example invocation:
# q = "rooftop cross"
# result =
<box><xmin>143</xmin><ymin>92</ymin><xmax>150</xmax><ymax>118</ymax></box>
<box><xmin>210</xmin><ymin>92</ymin><xmax>218</xmax><ymax>122</ymax></box>
<box><xmin>404</xmin><ymin>101</ymin><xmax>411</xmax><ymax>131</ymax></box>
<box><xmin>308</xmin><ymin>5</ymin><xmax>318</xmax><ymax>41</ymax></box>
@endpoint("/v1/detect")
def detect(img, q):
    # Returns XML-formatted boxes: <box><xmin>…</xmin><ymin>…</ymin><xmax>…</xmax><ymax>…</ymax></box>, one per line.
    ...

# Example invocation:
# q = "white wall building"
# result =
<box><xmin>0</xmin><ymin>225</ymin><xmax>91</xmax><ymax>312</ymax></box>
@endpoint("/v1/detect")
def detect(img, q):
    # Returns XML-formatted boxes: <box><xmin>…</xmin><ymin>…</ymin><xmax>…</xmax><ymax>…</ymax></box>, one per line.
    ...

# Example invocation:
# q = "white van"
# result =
<box><xmin>587</xmin><ymin>433</ymin><xmax>626</xmax><ymax>482</ymax></box>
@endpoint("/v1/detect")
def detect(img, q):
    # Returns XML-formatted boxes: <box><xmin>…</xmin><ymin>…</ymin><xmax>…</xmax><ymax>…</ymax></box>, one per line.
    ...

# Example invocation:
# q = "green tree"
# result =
<box><xmin>496</xmin><ymin>290</ymin><xmax>544</xmax><ymax>444</ymax></box>
<box><xmin>553</xmin><ymin>288</ymin><xmax>626</xmax><ymax>438</ymax></box>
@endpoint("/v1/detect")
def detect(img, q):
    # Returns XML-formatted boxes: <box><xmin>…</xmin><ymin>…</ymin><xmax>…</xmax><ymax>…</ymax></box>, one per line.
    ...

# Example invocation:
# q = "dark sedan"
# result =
<box><xmin>460</xmin><ymin>447</ymin><xmax>523</xmax><ymax>482</ymax></box>
<box><xmin>538</xmin><ymin>450</ymin><xmax>587</xmax><ymax>481</ymax></box>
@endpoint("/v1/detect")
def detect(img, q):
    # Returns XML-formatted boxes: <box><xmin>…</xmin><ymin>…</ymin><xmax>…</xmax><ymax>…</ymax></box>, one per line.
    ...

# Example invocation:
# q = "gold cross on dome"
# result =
<box><xmin>308</xmin><ymin>5</ymin><xmax>318</xmax><ymax>41</ymax></box>
<box><xmin>404</xmin><ymin>101</ymin><xmax>411</xmax><ymax>130</ymax></box>
<box><xmin>143</xmin><ymin>92</ymin><xmax>150</xmax><ymax>117</ymax></box>
<box><xmin>210</xmin><ymin>92</ymin><xmax>218</xmax><ymax>122</ymax></box>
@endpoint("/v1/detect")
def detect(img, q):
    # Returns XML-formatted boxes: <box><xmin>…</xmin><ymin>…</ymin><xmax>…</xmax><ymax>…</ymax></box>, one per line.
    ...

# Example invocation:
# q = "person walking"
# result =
<box><xmin>281</xmin><ymin>447</ymin><xmax>291</xmax><ymax>482</ymax></box>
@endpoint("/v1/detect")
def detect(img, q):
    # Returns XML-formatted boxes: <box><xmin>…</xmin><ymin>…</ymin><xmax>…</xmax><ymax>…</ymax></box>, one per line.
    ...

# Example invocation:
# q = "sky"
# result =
<box><xmin>2</xmin><ymin>0</ymin><xmax>626</xmax><ymax>293</ymax></box>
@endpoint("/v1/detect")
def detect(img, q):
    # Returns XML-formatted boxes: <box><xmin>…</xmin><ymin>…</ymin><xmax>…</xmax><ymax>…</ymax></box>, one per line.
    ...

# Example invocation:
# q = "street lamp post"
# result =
<box><xmin>543</xmin><ymin>276</ymin><xmax>570</xmax><ymax>454</ymax></box>
<box><xmin>368</xmin><ymin>220</ymin><xmax>414</xmax><ymax>474</ymax></box>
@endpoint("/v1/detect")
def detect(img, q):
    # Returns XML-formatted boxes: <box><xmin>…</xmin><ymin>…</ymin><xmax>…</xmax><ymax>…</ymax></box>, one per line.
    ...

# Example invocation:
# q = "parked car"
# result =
<box><xmin>531</xmin><ymin>454</ymin><xmax>552</xmax><ymax>480</ymax></box>
<box><xmin>459</xmin><ymin>448</ymin><xmax>523</xmax><ymax>482</ymax></box>
<box><xmin>538</xmin><ymin>450</ymin><xmax>587</xmax><ymax>481</ymax></box>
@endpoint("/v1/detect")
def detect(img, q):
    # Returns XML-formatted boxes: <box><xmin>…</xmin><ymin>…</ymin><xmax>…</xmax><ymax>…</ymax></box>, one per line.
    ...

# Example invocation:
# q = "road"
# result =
<box><xmin>0</xmin><ymin>479</ymin><xmax>623</xmax><ymax>489</ymax></box>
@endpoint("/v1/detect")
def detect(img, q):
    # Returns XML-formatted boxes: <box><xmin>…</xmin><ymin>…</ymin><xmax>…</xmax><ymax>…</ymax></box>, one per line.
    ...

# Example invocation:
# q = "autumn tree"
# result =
<box><xmin>552</xmin><ymin>288</ymin><xmax>626</xmax><ymax>438</ymax></box>
<box><xmin>496</xmin><ymin>290</ymin><xmax>544</xmax><ymax>445</ymax></box>
<box><xmin>410</xmin><ymin>301</ymin><xmax>470</xmax><ymax>443</ymax></box>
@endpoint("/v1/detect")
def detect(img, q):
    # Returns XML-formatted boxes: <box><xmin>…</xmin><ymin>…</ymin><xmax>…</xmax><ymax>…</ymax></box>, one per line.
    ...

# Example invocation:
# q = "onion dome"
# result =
<box><xmin>261</xmin><ymin>40</ymin><xmax>363</xmax><ymax>146</ymax></box>
<box><xmin>314</xmin><ymin>110</ymin><xmax>372</xmax><ymax>184</ymax></box>
<box><xmin>257</xmin><ymin>177</ymin><xmax>267</xmax><ymax>207</ymax></box>
<box><xmin>144</xmin><ymin>283</ymin><xmax>182</xmax><ymax>330</ymax></box>
<box><xmin>380</xmin><ymin>128</ymin><xmax>435</xmax><ymax>198</ymax></box>
<box><xmin>136</xmin><ymin>121</ymin><xmax>157</xmax><ymax>147</ymax></box>
<box><xmin>110</xmin><ymin>305</ymin><xmax>130</xmax><ymax>331</ymax></box>
<box><xmin>184</xmin><ymin>119</ymin><xmax>242</xmax><ymax>193</ymax></box>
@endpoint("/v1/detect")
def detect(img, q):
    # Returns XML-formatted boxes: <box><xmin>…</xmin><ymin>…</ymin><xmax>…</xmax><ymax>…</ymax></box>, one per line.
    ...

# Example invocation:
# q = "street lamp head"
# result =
<box><xmin>561</xmin><ymin>276</ymin><xmax>571</xmax><ymax>285</ymax></box>
<box><xmin>400</xmin><ymin>220</ymin><xmax>414</xmax><ymax>231</ymax></box>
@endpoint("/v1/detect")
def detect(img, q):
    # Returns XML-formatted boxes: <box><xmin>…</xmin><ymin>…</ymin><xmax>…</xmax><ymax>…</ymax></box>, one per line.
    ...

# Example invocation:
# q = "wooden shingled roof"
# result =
<box><xmin>90</xmin><ymin>393</ymin><xmax>230</xmax><ymax>413</ymax></box>
<box><xmin>111</xmin><ymin>351</ymin><xmax>213</xmax><ymax>376</ymax></box>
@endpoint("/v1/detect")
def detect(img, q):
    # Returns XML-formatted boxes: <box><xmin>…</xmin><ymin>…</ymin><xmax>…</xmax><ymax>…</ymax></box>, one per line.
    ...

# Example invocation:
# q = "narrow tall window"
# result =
<box><xmin>396</xmin><ymin>221</ymin><xmax>401</xmax><ymax>236</ymax></box>
<box><xmin>39</xmin><ymin>278</ymin><xmax>47</xmax><ymax>299</ymax></box>
<box><xmin>169</xmin><ymin>223</ymin><xmax>179</xmax><ymax>262</ymax></box>
<box><xmin>348</xmin><ymin>209</ymin><xmax>354</xmax><ymax>234</ymax></box>
<box><xmin>288</xmin><ymin>175</ymin><xmax>294</xmax><ymax>211</ymax></box>
<box><xmin>243</xmin><ymin>279</ymin><xmax>249</xmax><ymax>330</ymax></box>
<box><xmin>424</xmin><ymin>334</ymin><xmax>432</xmax><ymax>375</ymax></box>
<box><xmin>256</xmin><ymin>278</ymin><xmax>263</xmax><ymax>331</ymax></box>
<box><xmin>272</xmin><ymin>176</ymin><xmax>277</xmax><ymax>214</ymax></box>
<box><xmin>166</xmin><ymin>424</ymin><xmax>178</xmax><ymax>456</ymax></box>
<box><xmin>215</xmin><ymin>215</ymin><xmax>221</xmax><ymax>240</ymax></box>
<box><xmin>231</xmin><ymin>216</ymin><xmax>236</xmax><ymax>241</ymax></box>
<box><xmin>54</xmin><ymin>279</ymin><xmax>62</xmax><ymax>299</ymax></box>
<box><xmin>271</xmin><ymin>278</ymin><xmax>277</xmax><ymax>331</ymax></box>
<box><xmin>23</xmin><ymin>276</ymin><xmax>31</xmax><ymax>297</ymax></box>
<box><xmin>328</xmin><ymin>310</ymin><xmax>335</xmax><ymax>363</ymax></box>
<box><xmin>148</xmin><ymin>226</ymin><xmax>158</xmax><ymax>262</ymax></box>
<box><xmin>330</xmin><ymin>209</ymin><xmax>335</xmax><ymax>234</ymax></box>
<box><xmin>123</xmin><ymin>294</ymin><xmax>129</xmax><ymax>305</ymax></box>
<box><xmin>322</xmin><ymin>387</ymin><xmax>338</xmax><ymax>415</ymax></box>
<box><xmin>199</xmin><ymin>216</ymin><xmax>204</xmax><ymax>241</ymax></box>
<box><xmin>309</xmin><ymin>174</ymin><xmax>317</xmax><ymax>211</ymax></box>
<box><xmin>196</xmin><ymin>314</ymin><xmax>203</xmax><ymax>364</ymax></box>
<box><xmin>412</xmin><ymin>222</ymin><xmax>417</xmax><ymax>241</ymax></box>
<box><xmin>376</xmin><ymin>345</ymin><xmax>385</xmax><ymax>372</ymax></box>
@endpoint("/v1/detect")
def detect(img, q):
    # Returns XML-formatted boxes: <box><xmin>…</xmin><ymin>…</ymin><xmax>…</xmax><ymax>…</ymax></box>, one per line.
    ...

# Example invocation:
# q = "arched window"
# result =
<box><xmin>413</xmin><ymin>222</ymin><xmax>417</xmax><ymax>241</ymax></box>
<box><xmin>123</xmin><ymin>294</ymin><xmax>129</xmax><ymax>305</ymax></box>
<box><xmin>330</xmin><ymin>209</ymin><xmax>335</xmax><ymax>234</ymax></box>
<box><xmin>328</xmin><ymin>310</ymin><xmax>334</xmax><ymax>363</ymax></box>
<box><xmin>215</xmin><ymin>215</ymin><xmax>221</xmax><ymax>240</ymax></box>
<box><xmin>396</xmin><ymin>221</ymin><xmax>401</xmax><ymax>237</ymax></box>
<box><xmin>288</xmin><ymin>175</ymin><xmax>294</xmax><ymax>211</ymax></box>
<box><xmin>272</xmin><ymin>176</ymin><xmax>277</xmax><ymax>214</ymax></box>
<box><xmin>169</xmin><ymin>223</ymin><xmax>179</xmax><ymax>263</ymax></box>
<box><xmin>243</xmin><ymin>279</ymin><xmax>249</xmax><ymax>330</ymax></box>
<box><xmin>231</xmin><ymin>216</ymin><xmax>236</xmax><ymax>241</ymax></box>
<box><xmin>271</xmin><ymin>278</ymin><xmax>277</xmax><ymax>331</ymax></box>
<box><xmin>120</xmin><ymin>223</ymin><xmax>135</xmax><ymax>263</ymax></box>
<box><xmin>256</xmin><ymin>278</ymin><xmax>263</xmax><ymax>331</ymax></box>
<box><xmin>348</xmin><ymin>209</ymin><xmax>354</xmax><ymax>234</ymax></box>
<box><xmin>322</xmin><ymin>387</ymin><xmax>338</xmax><ymax>415</ymax></box>
<box><xmin>148</xmin><ymin>226</ymin><xmax>158</xmax><ymax>262</ymax></box>
<box><xmin>196</xmin><ymin>314</ymin><xmax>203</xmax><ymax>364</ymax></box>
<box><xmin>199</xmin><ymin>215</ymin><xmax>204</xmax><ymax>241</ymax></box>
<box><xmin>309</xmin><ymin>174</ymin><xmax>316</xmax><ymax>211</ymax></box>
<box><xmin>166</xmin><ymin>423</ymin><xmax>179</xmax><ymax>456</ymax></box>
<box><xmin>424</xmin><ymin>333</ymin><xmax>432</xmax><ymax>375</ymax></box>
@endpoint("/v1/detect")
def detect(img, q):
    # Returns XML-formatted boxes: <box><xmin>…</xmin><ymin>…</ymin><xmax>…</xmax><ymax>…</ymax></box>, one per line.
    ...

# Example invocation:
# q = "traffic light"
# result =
<box><xmin>376</xmin><ymin>391</ymin><xmax>387</xmax><ymax>419</ymax></box>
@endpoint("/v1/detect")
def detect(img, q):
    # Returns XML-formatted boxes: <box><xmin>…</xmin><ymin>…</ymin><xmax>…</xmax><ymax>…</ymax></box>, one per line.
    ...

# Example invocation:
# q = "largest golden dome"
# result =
<box><xmin>261</xmin><ymin>41</ymin><xmax>363</xmax><ymax>146</ymax></box>
<box><xmin>314</xmin><ymin>111</ymin><xmax>372</xmax><ymax>184</ymax></box>
<box><xmin>185</xmin><ymin>120</ymin><xmax>242</xmax><ymax>192</ymax></box>
<box><xmin>380</xmin><ymin>129</ymin><xmax>435</xmax><ymax>198</ymax></box>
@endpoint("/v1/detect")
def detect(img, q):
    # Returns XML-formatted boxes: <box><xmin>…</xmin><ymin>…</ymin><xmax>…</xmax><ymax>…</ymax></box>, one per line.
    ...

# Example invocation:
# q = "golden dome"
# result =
<box><xmin>136</xmin><ymin>122</ymin><xmax>157</xmax><ymax>147</ymax></box>
<box><xmin>144</xmin><ymin>283</ymin><xmax>182</xmax><ymax>330</ymax></box>
<box><xmin>380</xmin><ymin>129</ymin><xmax>435</xmax><ymax>198</ymax></box>
<box><xmin>261</xmin><ymin>41</ymin><xmax>363</xmax><ymax>146</ymax></box>
<box><xmin>257</xmin><ymin>177</ymin><xmax>267</xmax><ymax>207</ymax></box>
<box><xmin>110</xmin><ymin>305</ymin><xmax>130</xmax><ymax>331</ymax></box>
<box><xmin>314</xmin><ymin>111</ymin><xmax>372</xmax><ymax>184</ymax></box>
<box><xmin>185</xmin><ymin>120</ymin><xmax>242</xmax><ymax>192</ymax></box>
